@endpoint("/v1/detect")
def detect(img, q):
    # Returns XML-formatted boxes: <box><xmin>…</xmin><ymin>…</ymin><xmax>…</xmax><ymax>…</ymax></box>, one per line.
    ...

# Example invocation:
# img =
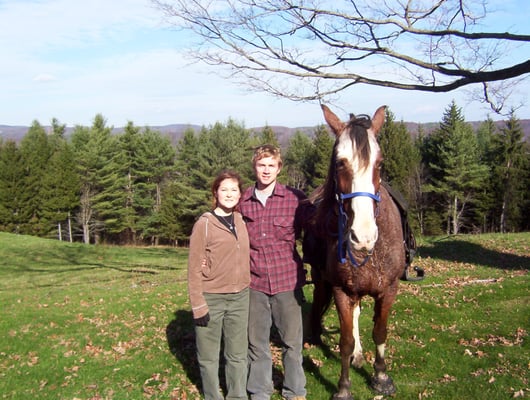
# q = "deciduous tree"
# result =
<box><xmin>153</xmin><ymin>0</ymin><xmax>530</xmax><ymax>115</ymax></box>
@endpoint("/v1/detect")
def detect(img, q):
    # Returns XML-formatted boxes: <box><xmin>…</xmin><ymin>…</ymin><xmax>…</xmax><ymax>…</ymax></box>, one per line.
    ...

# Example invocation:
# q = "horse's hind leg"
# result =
<box><xmin>306</xmin><ymin>266</ymin><xmax>332</xmax><ymax>345</ymax></box>
<box><xmin>370</xmin><ymin>293</ymin><xmax>397</xmax><ymax>395</ymax></box>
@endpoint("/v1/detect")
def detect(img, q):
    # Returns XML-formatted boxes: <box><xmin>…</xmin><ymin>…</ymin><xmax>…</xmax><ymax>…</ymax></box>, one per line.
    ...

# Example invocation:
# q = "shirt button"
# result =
<box><xmin>262</xmin><ymin>233</ymin><xmax>266</xmax><ymax>237</ymax></box>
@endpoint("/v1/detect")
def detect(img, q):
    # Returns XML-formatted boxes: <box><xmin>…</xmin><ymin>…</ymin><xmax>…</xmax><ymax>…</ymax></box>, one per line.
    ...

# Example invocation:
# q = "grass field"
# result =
<box><xmin>0</xmin><ymin>231</ymin><xmax>528</xmax><ymax>399</ymax></box>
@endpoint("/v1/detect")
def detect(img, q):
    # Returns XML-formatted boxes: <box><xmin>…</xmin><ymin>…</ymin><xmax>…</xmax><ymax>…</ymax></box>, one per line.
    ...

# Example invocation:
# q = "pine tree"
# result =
<box><xmin>474</xmin><ymin>117</ymin><xmax>498</xmax><ymax>231</ymax></box>
<box><xmin>133</xmin><ymin>127</ymin><xmax>176</xmax><ymax>245</ymax></box>
<box><xmin>256</xmin><ymin>125</ymin><xmax>280</xmax><ymax>148</ymax></box>
<box><xmin>19</xmin><ymin>121</ymin><xmax>52</xmax><ymax>235</ymax></box>
<box><xmin>0</xmin><ymin>140</ymin><xmax>25</xmax><ymax>232</ymax></box>
<box><xmin>489</xmin><ymin>110</ymin><xmax>529</xmax><ymax>232</ymax></box>
<box><xmin>71</xmin><ymin>114</ymin><xmax>114</xmax><ymax>244</ymax></box>
<box><xmin>308</xmin><ymin>125</ymin><xmax>334</xmax><ymax>193</ymax></box>
<box><xmin>411</xmin><ymin>126</ymin><xmax>432</xmax><ymax>235</ymax></box>
<box><xmin>423</xmin><ymin>101</ymin><xmax>489</xmax><ymax>234</ymax></box>
<box><xmin>95</xmin><ymin>122</ymin><xmax>139</xmax><ymax>243</ymax></box>
<box><xmin>379</xmin><ymin>109</ymin><xmax>421</xmax><ymax>199</ymax></box>
<box><xmin>160</xmin><ymin>128</ymin><xmax>208</xmax><ymax>243</ymax></box>
<box><xmin>284</xmin><ymin>131</ymin><xmax>313</xmax><ymax>190</ymax></box>
<box><xmin>204</xmin><ymin>119</ymin><xmax>252</xmax><ymax>179</ymax></box>
<box><xmin>40</xmin><ymin>129</ymin><xmax>80</xmax><ymax>241</ymax></box>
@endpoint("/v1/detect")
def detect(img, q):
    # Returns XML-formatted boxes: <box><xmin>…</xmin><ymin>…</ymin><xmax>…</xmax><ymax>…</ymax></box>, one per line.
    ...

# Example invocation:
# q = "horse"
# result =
<box><xmin>305</xmin><ymin>104</ymin><xmax>405</xmax><ymax>400</ymax></box>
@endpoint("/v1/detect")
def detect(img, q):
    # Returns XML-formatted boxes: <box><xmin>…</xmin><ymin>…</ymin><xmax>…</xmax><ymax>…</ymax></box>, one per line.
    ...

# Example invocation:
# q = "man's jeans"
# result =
<box><xmin>247</xmin><ymin>288</ymin><xmax>306</xmax><ymax>400</ymax></box>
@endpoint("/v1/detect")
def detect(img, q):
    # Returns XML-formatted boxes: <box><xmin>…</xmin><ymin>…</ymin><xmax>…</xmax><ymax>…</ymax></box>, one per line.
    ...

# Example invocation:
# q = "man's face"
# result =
<box><xmin>254</xmin><ymin>156</ymin><xmax>281</xmax><ymax>189</ymax></box>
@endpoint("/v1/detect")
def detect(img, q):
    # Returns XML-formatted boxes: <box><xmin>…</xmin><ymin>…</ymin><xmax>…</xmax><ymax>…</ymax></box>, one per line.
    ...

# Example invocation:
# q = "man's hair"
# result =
<box><xmin>252</xmin><ymin>144</ymin><xmax>283</xmax><ymax>168</ymax></box>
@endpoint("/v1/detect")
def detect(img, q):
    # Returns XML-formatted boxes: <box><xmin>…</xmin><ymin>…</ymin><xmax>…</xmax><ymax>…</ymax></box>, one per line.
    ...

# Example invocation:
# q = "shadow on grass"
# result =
<box><xmin>165</xmin><ymin>309</ymin><xmax>201</xmax><ymax>391</ymax></box>
<box><xmin>1</xmin><ymin>244</ymin><xmax>185</xmax><ymax>275</ymax></box>
<box><xmin>418</xmin><ymin>237</ymin><xmax>529</xmax><ymax>270</ymax></box>
<box><xmin>302</xmin><ymin>333</ymin><xmax>377</xmax><ymax>400</ymax></box>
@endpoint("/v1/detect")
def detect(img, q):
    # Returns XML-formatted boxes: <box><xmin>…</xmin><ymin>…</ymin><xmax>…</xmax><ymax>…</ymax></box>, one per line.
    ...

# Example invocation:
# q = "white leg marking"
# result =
<box><xmin>377</xmin><ymin>343</ymin><xmax>386</xmax><ymax>359</ymax></box>
<box><xmin>351</xmin><ymin>302</ymin><xmax>364</xmax><ymax>367</ymax></box>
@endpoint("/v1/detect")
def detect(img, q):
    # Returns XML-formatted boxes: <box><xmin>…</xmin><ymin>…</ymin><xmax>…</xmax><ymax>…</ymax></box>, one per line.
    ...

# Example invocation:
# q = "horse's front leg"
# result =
<box><xmin>332</xmin><ymin>288</ymin><xmax>355</xmax><ymax>400</ymax></box>
<box><xmin>370</xmin><ymin>291</ymin><xmax>397</xmax><ymax>395</ymax></box>
<box><xmin>351</xmin><ymin>300</ymin><xmax>364</xmax><ymax>368</ymax></box>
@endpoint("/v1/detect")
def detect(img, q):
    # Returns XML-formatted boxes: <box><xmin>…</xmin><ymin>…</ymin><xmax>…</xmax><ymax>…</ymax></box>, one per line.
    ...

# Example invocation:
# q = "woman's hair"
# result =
<box><xmin>252</xmin><ymin>144</ymin><xmax>283</xmax><ymax>168</ymax></box>
<box><xmin>211</xmin><ymin>169</ymin><xmax>244</xmax><ymax>208</ymax></box>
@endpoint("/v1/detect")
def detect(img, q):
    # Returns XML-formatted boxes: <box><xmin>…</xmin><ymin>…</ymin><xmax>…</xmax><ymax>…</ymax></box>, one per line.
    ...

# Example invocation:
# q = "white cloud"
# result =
<box><xmin>33</xmin><ymin>73</ymin><xmax>57</xmax><ymax>82</ymax></box>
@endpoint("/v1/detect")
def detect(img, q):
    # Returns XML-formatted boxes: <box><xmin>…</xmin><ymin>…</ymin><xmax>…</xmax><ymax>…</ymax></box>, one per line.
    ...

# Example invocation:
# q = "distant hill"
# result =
<box><xmin>1</xmin><ymin>119</ymin><xmax>529</xmax><ymax>147</ymax></box>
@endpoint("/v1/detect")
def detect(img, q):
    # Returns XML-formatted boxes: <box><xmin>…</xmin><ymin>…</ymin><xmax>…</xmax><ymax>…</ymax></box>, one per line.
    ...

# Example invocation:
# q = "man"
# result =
<box><xmin>239</xmin><ymin>144</ymin><xmax>311</xmax><ymax>400</ymax></box>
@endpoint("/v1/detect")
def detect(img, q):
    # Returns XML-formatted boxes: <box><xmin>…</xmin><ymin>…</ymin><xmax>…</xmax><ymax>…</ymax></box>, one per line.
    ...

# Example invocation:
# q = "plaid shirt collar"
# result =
<box><xmin>243</xmin><ymin>181</ymin><xmax>287</xmax><ymax>202</ymax></box>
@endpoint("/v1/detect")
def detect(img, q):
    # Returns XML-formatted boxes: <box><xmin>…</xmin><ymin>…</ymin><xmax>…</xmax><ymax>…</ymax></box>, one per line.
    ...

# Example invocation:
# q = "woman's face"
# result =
<box><xmin>216</xmin><ymin>178</ymin><xmax>241</xmax><ymax>211</ymax></box>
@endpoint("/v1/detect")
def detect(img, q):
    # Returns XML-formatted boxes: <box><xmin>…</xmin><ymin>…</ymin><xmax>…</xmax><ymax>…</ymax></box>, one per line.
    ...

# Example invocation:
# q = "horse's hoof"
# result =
<box><xmin>332</xmin><ymin>393</ymin><xmax>354</xmax><ymax>400</ymax></box>
<box><xmin>371</xmin><ymin>374</ymin><xmax>396</xmax><ymax>395</ymax></box>
<box><xmin>351</xmin><ymin>353</ymin><xmax>365</xmax><ymax>368</ymax></box>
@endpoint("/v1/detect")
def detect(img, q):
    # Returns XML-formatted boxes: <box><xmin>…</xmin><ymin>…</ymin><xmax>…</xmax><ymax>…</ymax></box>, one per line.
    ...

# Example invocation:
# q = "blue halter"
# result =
<box><xmin>336</xmin><ymin>190</ymin><xmax>381</xmax><ymax>266</ymax></box>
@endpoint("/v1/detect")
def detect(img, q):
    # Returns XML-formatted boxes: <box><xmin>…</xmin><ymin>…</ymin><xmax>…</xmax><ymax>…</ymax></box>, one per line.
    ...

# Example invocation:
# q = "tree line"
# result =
<box><xmin>0</xmin><ymin>101</ymin><xmax>528</xmax><ymax>246</ymax></box>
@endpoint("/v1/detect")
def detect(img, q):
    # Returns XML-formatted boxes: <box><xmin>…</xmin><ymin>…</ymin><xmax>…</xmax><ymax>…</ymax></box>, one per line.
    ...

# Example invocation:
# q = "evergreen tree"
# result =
<box><xmin>379</xmin><ymin>109</ymin><xmax>421</xmax><ymax>199</ymax></box>
<box><xmin>71</xmin><ymin>115</ymin><xmax>114</xmax><ymax>244</ymax></box>
<box><xmin>160</xmin><ymin>128</ymin><xmax>207</xmax><ymax>243</ymax></box>
<box><xmin>36</xmin><ymin>118</ymin><xmax>79</xmax><ymax>240</ymax></box>
<box><xmin>489</xmin><ymin>110</ymin><xmax>529</xmax><ymax>232</ymax></box>
<box><xmin>256</xmin><ymin>125</ymin><xmax>280</xmax><ymax>148</ymax></box>
<box><xmin>284</xmin><ymin>131</ymin><xmax>313</xmax><ymax>190</ymax></box>
<box><xmin>308</xmin><ymin>125</ymin><xmax>334</xmax><ymax>193</ymax></box>
<box><xmin>423</xmin><ymin>101</ymin><xmax>489</xmax><ymax>234</ymax></box>
<box><xmin>476</xmin><ymin>116</ymin><xmax>496</xmax><ymax>158</ymax></box>
<box><xmin>161</xmin><ymin>120</ymin><xmax>253</xmax><ymax>242</ymax></box>
<box><xmin>201</xmin><ymin>119</ymin><xmax>252</xmax><ymax>179</ymax></box>
<box><xmin>40</xmin><ymin>133</ymin><xmax>80</xmax><ymax>241</ymax></box>
<box><xmin>474</xmin><ymin>117</ymin><xmax>498</xmax><ymax>231</ymax></box>
<box><xmin>95</xmin><ymin>122</ymin><xmax>139</xmax><ymax>243</ymax></box>
<box><xmin>19</xmin><ymin>121</ymin><xmax>52</xmax><ymax>235</ymax></box>
<box><xmin>134</xmin><ymin>127</ymin><xmax>176</xmax><ymax>245</ymax></box>
<box><xmin>0</xmin><ymin>140</ymin><xmax>25</xmax><ymax>233</ymax></box>
<box><xmin>411</xmin><ymin>126</ymin><xmax>432</xmax><ymax>235</ymax></box>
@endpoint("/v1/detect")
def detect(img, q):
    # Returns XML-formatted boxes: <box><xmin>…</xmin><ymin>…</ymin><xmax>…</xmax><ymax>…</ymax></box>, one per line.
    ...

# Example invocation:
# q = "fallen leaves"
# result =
<box><xmin>459</xmin><ymin>327</ymin><xmax>527</xmax><ymax>348</ymax></box>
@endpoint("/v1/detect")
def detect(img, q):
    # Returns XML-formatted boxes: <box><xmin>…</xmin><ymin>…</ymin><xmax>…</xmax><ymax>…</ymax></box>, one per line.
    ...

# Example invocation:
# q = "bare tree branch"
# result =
<box><xmin>152</xmin><ymin>0</ymin><xmax>530</xmax><ymax>114</ymax></box>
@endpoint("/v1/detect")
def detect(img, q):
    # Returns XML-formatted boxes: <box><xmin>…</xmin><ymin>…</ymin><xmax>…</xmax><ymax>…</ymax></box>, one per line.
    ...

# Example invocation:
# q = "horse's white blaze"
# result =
<box><xmin>352</xmin><ymin>302</ymin><xmax>363</xmax><ymax>365</ymax></box>
<box><xmin>336</xmin><ymin>128</ymin><xmax>379</xmax><ymax>251</ymax></box>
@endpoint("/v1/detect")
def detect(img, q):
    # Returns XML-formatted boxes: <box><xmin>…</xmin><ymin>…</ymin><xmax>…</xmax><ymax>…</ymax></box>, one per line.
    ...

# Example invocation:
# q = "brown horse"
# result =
<box><xmin>306</xmin><ymin>105</ymin><xmax>405</xmax><ymax>400</ymax></box>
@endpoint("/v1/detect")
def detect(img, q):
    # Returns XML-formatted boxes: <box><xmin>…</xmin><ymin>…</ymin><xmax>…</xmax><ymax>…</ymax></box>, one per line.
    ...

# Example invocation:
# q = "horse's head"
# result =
<box><xmin>322</xmin><ymin>104</ymin><xmax>386</xmax><ymax>253</ymax></box>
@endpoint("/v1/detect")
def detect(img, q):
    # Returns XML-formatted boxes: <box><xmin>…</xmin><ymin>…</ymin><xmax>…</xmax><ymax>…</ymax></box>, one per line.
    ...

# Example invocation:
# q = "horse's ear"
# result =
<box><xmin>321</xmin><ymin>104</ymin><xmax>345</xmax><ymax>137</ymax></box>
<box><xmin>371</xmin><ymin>105</ymin><xmax>387</xmax><ymax>135</ymax></box>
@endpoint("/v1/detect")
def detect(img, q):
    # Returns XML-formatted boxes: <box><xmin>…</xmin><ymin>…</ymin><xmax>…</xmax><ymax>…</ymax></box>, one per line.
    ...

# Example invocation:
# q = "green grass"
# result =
<box><xmin>0</xmin><ymin>231</ymin><xmax>528</xmax><ymax>399</ymax></box>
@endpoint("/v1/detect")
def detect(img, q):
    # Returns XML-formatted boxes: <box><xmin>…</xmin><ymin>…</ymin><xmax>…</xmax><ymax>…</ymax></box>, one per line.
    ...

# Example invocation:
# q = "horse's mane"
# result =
<box><xmin>312</xmin><ymin>114</ymin><xmax>373</xmax><ymax>232</ymax></box>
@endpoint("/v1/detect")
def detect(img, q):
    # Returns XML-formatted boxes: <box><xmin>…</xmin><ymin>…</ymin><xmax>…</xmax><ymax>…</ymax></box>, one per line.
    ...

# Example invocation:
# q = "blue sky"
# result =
<box><xmin>0</xmin><ymin>0</ymin><xmax>529</xmax><ymax>129</ymax></box>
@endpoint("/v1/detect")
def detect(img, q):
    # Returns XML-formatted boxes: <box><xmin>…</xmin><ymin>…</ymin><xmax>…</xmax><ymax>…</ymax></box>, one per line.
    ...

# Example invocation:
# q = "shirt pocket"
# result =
<box><xmin>273</xmin><ymin>216</ymin><xmax>294</xmax><ymax>241</ymax></box>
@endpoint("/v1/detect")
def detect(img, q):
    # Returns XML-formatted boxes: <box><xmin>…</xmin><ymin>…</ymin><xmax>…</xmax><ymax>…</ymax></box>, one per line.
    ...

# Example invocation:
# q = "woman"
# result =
<box><xmin>187</xmin><ymin>170</ymin><xmax>250</xmax><ymax>400</ymax></box>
